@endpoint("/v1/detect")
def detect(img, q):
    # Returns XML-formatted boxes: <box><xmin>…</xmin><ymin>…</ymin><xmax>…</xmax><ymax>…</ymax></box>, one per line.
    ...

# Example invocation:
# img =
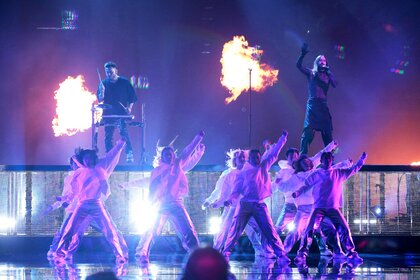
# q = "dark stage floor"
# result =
<box><xmin>1</xmin><ymin>252</ymin><xmax>419</xmax><ymax>279</ymax></box>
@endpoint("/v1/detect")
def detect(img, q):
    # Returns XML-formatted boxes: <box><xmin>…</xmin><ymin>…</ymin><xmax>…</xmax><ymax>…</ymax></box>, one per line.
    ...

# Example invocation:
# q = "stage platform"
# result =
<box><xmin>1</xmin><ymin>164</ymin><xmax>419</xmax><ymax>237</ymax></box>
<box><xmin>0</xmin><ymin>165</ymin><xmax>420</xmax><ymax>279</ymax></box>
<box><xmin>1</xmin><ymin>249</ymin><xmax>419</xmax><ymax>279</ymax></box>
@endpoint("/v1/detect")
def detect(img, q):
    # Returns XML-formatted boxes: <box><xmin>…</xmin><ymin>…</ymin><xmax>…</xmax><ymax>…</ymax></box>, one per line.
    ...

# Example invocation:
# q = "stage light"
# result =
<box><xmin>129</xmin><ymin>191</ymin><xmax>158</xmax><ymax>234</ymax></box>
<box><xmin>334</xmin><ymin>44</ymin><xmax>345</xmax><ymax>60</ymax></box>
<box><xmin>0</xmin><ymin>217</ymin><xmax>15</xmax><ymax>232</ymax></box>
<box><xmin>286</xmin><ymin>222</ymin><xmax>295</xmax><ymax>232</ymax></box>
<box><xmin>370</xmin><ymin>205</ymin><xmax>384</xmax><ymax>218</ymax></box>
<box><xmin>208</xmin><ymin>216</ymin><xmax>222</xmax><ymax>234</ymax></box>
<box><xmin>61</xmin><ymin>10</ymin><xmax>79</xmax><ymax>30</ymax></box>
<box><xmin>353</xmin><ymin>219</ymin><xmax>377</xmax><ymax>224</ymax></box>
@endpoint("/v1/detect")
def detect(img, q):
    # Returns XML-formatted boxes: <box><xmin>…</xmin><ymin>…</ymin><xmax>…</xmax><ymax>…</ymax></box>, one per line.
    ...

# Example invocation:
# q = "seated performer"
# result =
<box><xmin>97</xmin><ymin>61</ymin><xmax>137</xmax><ymax>163</ymax></box>
<box><xmin>135</xmin><ymin>131</ymin><xmax>205</xmax><ymax>263</ymax></box>
<box><xmin>293</xmin><ymin>151</ymin><xmax>367</xmax><ymax>264</ymax></box>
<box><xmin>54</xmin><ymin>138</ymin><xmax>129</xmax><ymax>264</ymax></box>
<box><xmin>202</xmin><ymin>148</ymin><xmax>274</xmax><ymax>258</ymax></box>
<box><xmin>222</xmin><ymin>131</ymin><xmax>290</xmax><ymax>263</ymax></box>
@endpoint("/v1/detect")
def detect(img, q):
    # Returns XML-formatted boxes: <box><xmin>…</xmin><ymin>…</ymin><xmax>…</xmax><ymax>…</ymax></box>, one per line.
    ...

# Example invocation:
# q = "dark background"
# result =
<box><xmin>0</xmin><ymin>0</ymin><xmax>419</xmax><ymax>165</ymax></box>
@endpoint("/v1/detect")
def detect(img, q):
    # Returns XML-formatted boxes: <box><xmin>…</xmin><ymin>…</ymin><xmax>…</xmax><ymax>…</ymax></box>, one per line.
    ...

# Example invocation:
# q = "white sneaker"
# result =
<box><xmin>116</xmin><ymin>255</ymin><xmax>128</xmax><ymax>264</ymax></box>
<box><xmin>347</xmin><ymin>252</ymin><xmax>363</xmax><ymax>263</ymax></box>
<box><xmin>135</xmin><ymin>253</ymin><xmax>149</xmax><ymax>263</ymax></box>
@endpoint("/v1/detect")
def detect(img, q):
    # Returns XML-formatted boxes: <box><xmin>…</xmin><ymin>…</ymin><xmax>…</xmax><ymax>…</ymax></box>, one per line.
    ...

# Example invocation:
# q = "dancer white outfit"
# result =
<box><xmin>204</xmin><ymin>155</ymin><xmax>274</xmax><ymax>257</ymax></box>
<box><xmin>273</xmin><ymin>160</ymin><xmax>297</xmax><ymax>233</ymax></box>
<box><xmin>281</xmin><ymin>161</ymin><xmax>351</xmax><ymax>255</ymax></box>
<box><xmin>222</xmin><ymin>131</ymin><xmax>289</xmax><ymax>262</ymax></box>
<box><xmin>294</xmin><ymin>152</ymin><xmax>367</xmax><ymax>263</ymax></box>
<box><xmin>55</xmin><ymin>140</ymin><xmax>128</xmax><ymax>263</ymax></box>
<box><xmin>276</xmin><ymin>142</ymin><xmax>339</xmax><ymax>254</ymax></box>
<box><xmin>135</xmin><ymin>132</ymin><xmax>204</xmax><ymax>262</ymax></box>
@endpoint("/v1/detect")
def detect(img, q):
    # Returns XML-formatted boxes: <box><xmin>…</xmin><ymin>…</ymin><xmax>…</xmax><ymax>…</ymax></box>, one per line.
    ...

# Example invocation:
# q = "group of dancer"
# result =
<box><xmin>46</xmin><ymin>44</ymin><xmax>367</xmax><ymax>266</ymax></box>
<box><xmin>203</xmin><ymin>135</ymin><xmax>366</xmax><ymax>264</ymax></box>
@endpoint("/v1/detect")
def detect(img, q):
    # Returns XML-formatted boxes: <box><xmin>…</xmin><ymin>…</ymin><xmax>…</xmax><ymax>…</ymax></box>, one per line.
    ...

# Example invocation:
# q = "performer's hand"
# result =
<box><xmin>301</xmin><ymin>43</ymin><xmax>309</xmax><ymax>55</ymax></box>
<box><xmin>224</xmin><ymin>200</ymin><xmax>232</xmax><ymax>207</ymax></box>
<box><xmin>201</xmin><ymin>201</ymin><xmax>209</xmax><ymax>210</ymax></box>
<box><xmin>292</xmin><ymin>192</ymin><xmax>297</xmax><ymax>198</ymax></box>
<box><xmin>198</xmin><ymin>130</ymin><xmax>205</xmax><ymax>137</ymax></box>
<box><xmin>197</xmin><ymin>143</ymin><xmax>206</xmax><ymax>153</ymax></box>
<box><xmin>326</xmin><ymin>68</ymin><xmax>332</xmax><ymax>76</ymax></box>
<box><xmin>262</xmin><ymin>139</ymin><xmax>271</xmax><ymax>150</ymax></box>
<box><xmin>281</xmin><ymin>130</ymin><xmax>288</xmax><ymax>138</ymax></box>
<box><xmin>98</xmin><ymin>83</ymin><xmax>105</xmax><ymax>100</ymax></box>
<box><xmin>360</xmin><ymin>152</ymin><xmax>367</xmax><ymax>161</ymax></box>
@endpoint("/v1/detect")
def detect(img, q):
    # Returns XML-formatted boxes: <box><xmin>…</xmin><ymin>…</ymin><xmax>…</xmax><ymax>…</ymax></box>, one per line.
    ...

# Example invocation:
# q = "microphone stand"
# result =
<box><xmin>248</xmin><ymin>68</ymin><xmax>252</xmax><ymax>147</ymax></box>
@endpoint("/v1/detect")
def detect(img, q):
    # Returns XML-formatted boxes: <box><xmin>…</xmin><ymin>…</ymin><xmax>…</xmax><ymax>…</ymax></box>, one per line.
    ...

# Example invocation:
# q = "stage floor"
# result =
<box><xmin>1</xmin><ymin>252</ymin><xmax>419</xmax><ymax>279</ymax></box>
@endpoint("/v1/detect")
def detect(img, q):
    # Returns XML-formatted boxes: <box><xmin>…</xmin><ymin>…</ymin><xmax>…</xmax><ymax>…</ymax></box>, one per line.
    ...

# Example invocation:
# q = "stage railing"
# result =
<box><xmin>0</xmin><ymin>165</ymin><xmax>419</xmax><ymax>236</ymax></box>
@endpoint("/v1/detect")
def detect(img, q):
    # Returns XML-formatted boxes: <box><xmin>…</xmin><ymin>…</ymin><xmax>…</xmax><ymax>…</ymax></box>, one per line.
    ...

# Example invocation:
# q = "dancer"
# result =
<box><xmin>54</xmin><ymin>138</ymin><xmax>129</xmax><ymax>263</ymax></box>
<box><xmin>280</xmin><ymin>153</ymin><xmax>352</xmax><ymax>257</ymax></box>
<box><xmin>222</xmin><ymin>131</ymin><xmax>289</xmax><ymax>263</ymax></box>
<box><xmin>275</xmin><ymin>141</ymin><xmax>339</xmax><ymax>254</ymax></box>
<box><xmin>297</xmin><ymin>43</ymin><xmax>337</xmax><ymax>155</ymax></box>
<box><xmin>47</xmin><ymin>153</ymin><xmax>127</xmax><ymax>260</ymax></box>
<box><xmin>272</xmin><ymin>148</ymin><xmax>299</xmax><ymax>233</ymax></box>
<box><xmin>135</xmin><ymin>131</ymin><xmax>205</xmax><ymax>263</ymax></box>
<box><xmin>97</xmin><ymin>61</ymin><xmax>137</xmax><ymax>163</ymax></box>
<box><xmin>202</xmin><ymin>149</ymin><xmax>274</xmax><ymax>258</ymax></box>
<box><xmin>135</xmin><ymin>141</ymin><xmax>205</xmax><ymax>262</ymax></box>
<box><xmin>293</xmin><ymin>151</ymin><xmax>367</xmax><ymax>263</ymax></box>
<box><xmin>46</xmin><ymin>155</ymin><xmax>88</xmax><ymax>257</ymax></box>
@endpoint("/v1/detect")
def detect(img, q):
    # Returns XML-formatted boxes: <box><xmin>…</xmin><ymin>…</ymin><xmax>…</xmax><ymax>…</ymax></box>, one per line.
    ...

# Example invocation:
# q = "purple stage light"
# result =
<box><xmin>61</xmin><ymin>10</ymin><xmax>79</xmax><ymax>30</ymax></box>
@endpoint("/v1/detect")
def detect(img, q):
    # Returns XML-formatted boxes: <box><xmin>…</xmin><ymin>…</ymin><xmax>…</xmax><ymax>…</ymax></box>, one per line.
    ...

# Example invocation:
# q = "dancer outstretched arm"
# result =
<box><xmin>178</xmin><ymin>131</ymin><xmax>205</xmax><ymax>167</ymax></box>
<box><xmin>261</xmin><ymin>131</ymin><xmax>288</xmax><ymax>170</ymax></box>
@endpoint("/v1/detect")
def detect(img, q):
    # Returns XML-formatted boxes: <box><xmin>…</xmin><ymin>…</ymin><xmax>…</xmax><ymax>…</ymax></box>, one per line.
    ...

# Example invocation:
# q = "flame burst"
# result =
<box><xmin>52</xmin><ymin>75</ymin><xmax>99</xmax><ymax>136</ymax></box>
<box><xmin>220</xmin><ymin>36</ymin><xmax>279</xmax><ymax>104</ymax></box>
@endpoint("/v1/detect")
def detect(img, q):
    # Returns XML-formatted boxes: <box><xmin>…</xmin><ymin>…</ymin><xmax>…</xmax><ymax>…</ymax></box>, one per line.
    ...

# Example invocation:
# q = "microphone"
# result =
<box><xmin>319</xmin><ymin>65</ymin><xmax>329</xmax><ymax>72</ymax></box>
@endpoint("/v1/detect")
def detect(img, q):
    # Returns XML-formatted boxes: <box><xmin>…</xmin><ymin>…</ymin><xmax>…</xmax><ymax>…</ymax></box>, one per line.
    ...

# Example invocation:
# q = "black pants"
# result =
<box><xmin>105</xmin><ymin>120</ymin><xmax>132</xmax><ymax>154</ymax></box>
<box><xmin>300</xmin><ymin>127</ymin><xmax>332</xmax><ymax>155</ymax></box>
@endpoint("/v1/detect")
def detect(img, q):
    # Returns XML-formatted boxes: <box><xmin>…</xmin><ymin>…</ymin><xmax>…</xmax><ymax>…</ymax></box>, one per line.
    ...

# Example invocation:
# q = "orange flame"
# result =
<box><xmin>220</xmin><ymin>36</ymin><xmax>279</xmax><ymax>104</ymax></box>
<box><xmin>52</xmin><ymin>75</ymin><xmax>100</xmax><ymax>137</ymax></box>
<box><xmin>411</xmin><ymin>161</ymin><xmax>420</xmax><ymax>166</ymax></box>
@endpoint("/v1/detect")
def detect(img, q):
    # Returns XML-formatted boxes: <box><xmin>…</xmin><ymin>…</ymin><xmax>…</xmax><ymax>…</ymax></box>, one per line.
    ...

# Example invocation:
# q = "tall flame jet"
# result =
<box><xmin>52</xmin><ymin>75</ymin><xmax>100</xmax><ymax>136</ymax></box>
<box><xmin>220</xmin><ymin>36</ymin><xmax>279</xmax><ymax>104</ymax></box>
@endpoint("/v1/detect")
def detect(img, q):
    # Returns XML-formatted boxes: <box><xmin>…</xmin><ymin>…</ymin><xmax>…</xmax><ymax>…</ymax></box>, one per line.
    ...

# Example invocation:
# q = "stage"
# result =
<box><xmin>0</xmin><ymin>165</ymin><xmax>419</xmax><ymax>279</ymax></box>
<box><xmin>1</xmin><ymin>247</ymin><xmax>420</xmax><ymax>279</ymax></box>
